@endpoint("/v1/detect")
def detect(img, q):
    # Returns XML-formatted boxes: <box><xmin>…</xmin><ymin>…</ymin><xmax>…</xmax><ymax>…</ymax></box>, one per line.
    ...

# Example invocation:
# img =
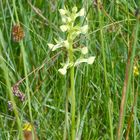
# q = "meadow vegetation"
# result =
<box><xmin>0</xmin><ymin>0</ymin><xmax>140</xmax><ymax>140</ymax></box>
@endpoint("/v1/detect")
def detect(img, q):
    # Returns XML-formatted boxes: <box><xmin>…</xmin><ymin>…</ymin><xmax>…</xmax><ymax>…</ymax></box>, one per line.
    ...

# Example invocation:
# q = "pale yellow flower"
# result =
<box><xmin>74</xmin><ymin>56</ymin><xmax>95</xmax><ymax>66</ymax></box>
<box><xmin>60</xmin><ymin>25</ymin><xmax>68</xmax><ymax>32</ymax></box>
<box><xmin>72</xmin><ymin>6</ymin><xmax>78</xmax><ymax>13</ymax></box>
<box><xmin>59</xmin><ymin>9</ymin><xmax>67</xmax><ymax>15</ymax></box>
<box><xmin>77</xmin><ymin>8</ymin><xmax>85</xmax><ymax>16</ymax></box>
<box><xmin>81</xmin><ymin>47</ymin><xmax>88</xmax><ymax>55</ymax></box>
<box><xmin>87</xmin><ymin>56</ymin><xmax>96</xmax><ymax>64</ymax></box>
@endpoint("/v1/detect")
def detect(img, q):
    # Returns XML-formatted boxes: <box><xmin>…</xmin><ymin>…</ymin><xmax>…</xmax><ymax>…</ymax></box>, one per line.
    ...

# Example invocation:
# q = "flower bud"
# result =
<box><xmin>59</xmin><ymin>9</ymin><xmax>67</xmax><ymax>15</ymax></box>
<box><xmin>81</xmin><ymin>47</ymin><xmax>88</xmax><ymax>54</ymax></box>
<box><xmin>64</xmin><ymin>40</ymin><xmax>69</xmax><ymax>49</ymax></box>
<box><xmin>72</xmin><ymin>6</ymin><xmax>78</xmax><ymax>13</ymax></box>
<box><xmin>62</xmin><ymin>17</ymin><xmax>67</xmax><ymax>23</ymax></box>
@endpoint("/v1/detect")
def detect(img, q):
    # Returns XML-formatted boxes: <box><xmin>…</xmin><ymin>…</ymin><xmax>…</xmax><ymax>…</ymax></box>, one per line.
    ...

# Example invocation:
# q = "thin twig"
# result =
<box><xmin>14</xmin><ymin>51</ymin><xmax>61</xmax><ymax>86</ymax></box>
<box><xmin>117</xmin><ymin>19</ymin><xmax>139</xmax><ymax>139</ymax></box>
<box><xmin>27</xmin><ymin>0</ymin><xmax>59</xmax><ymax>31</ymax></box>
<box><xmin>117</xmin><ymin>25</ymin><xmax>135</xmax><ymax>140</ymax></box>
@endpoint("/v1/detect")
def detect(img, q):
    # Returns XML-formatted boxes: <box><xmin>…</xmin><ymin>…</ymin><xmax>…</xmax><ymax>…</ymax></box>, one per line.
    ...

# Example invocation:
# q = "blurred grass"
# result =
<box><xmin>0</xmin><ymin>0</ymin><xmax>140</xmax><ymax>140</ymax></box>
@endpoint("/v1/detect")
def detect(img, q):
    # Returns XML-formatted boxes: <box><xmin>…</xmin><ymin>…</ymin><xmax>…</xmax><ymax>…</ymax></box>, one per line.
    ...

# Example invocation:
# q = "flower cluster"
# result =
<box><xmin>7</xmin><ymin>84</ymin><xmax>25</xmax><ymax>111</ymax></box>
<box><xmin>48</xmin><ymin>6</ymin><xmax>95</xmax><ymax>75</ymax></box>
<box><xmin>12</xmin><ymin>24</ymin><xmax>25</xmax><ymax>42</ymax></box>
<box><xmin>12</xmin><ymin>84</ymin><xmax>25</xmax><ymax>101</ymax></box>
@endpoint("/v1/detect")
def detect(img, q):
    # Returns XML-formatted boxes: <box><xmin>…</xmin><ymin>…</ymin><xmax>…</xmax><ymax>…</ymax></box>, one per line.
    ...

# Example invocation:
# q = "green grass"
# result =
<box><xmin>0</xmin><ymin>0</ymin><xmax>140</xmax><ymax>140</ymax></box>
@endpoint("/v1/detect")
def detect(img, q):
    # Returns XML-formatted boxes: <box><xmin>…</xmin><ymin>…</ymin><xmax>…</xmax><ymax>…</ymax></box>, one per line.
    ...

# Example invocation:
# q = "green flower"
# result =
<box><xmin>48</xmin><ymin>6</ymin><xmax>95</xmax><ymax>75</ymax></box>
<box><xmin>74</xmin><ymin>56</ymin><xmax>95</xmax><ymax>66</ymax></box>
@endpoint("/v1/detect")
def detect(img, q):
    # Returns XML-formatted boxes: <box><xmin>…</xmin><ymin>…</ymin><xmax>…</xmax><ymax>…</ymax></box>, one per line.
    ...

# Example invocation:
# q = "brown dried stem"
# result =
<box><xmin>117</xmin><ymin>18</ymin><xmax>139</xmax><ymax>139</ymax></box>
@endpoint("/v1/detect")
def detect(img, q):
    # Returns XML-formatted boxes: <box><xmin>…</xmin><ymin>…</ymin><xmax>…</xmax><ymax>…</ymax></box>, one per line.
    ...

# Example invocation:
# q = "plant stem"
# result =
<box><xmin>69</xmin><ymin>39</ymin><xmax>75</xmax><ymax>140</ymax></box>
<box><xmin>117</xmin><ymin>19</ymin><xmax>139</xmax><ymax>140</ymax></box>
<box><xmin>63</xmin><ymin>87</ymin><xmax>69</xmax><ymax>140</ymax></box>
<box><xmin>12</xmin><ymin>0</ymin><xmax>33</xmax><ymax>138</ymax></box>
<box><xmin>70</xmin><ymin>62</ymin><xmax>75</xmax><ymax>140</ymax></box>
<box><xmin>97</xmin><ymin>1</ymin><xmax>113</xmax><ymax>140</ymax></box>
<box><xmin>0</xmin><ymin>29</ymin><xmax>24</xmax><ymax>139</ymax></box>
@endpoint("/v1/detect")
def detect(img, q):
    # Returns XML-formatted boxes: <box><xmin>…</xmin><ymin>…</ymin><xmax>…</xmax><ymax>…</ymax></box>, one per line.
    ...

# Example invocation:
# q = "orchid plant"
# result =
<box><xmin>48</xmin><ymin>6</ymin><xmax>95</xmax><ymax>140</ymax></box>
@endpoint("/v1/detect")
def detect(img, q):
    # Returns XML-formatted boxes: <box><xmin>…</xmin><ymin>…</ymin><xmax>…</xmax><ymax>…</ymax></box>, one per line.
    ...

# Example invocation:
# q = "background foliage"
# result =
<box><xmin>0</xmin><ymin>0</ymin><xmax>140</xmax><ymax>139</ymax></box>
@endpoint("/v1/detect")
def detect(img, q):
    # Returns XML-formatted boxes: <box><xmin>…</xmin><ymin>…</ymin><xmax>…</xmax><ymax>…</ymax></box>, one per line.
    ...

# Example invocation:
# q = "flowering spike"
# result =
<box><xmin>48</xmin><ymin>6</ymin><xmax>95</xmax><ymax>75</ymax></box>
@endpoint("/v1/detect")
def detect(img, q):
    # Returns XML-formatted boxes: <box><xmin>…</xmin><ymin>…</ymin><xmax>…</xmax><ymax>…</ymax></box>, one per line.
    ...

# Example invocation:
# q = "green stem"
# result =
<box><xmin>69</xmin><ymin>39</ymin><xmax>75</xmax><ymax>140</ymax></box>
<box><xmin>13</xmin><ymin>0</ymin><xmax>33</xmax><ymax>123</ymax></box>
<box><xmin>12</xmin><ymin>0</ymin><xmax>33</xmax><ymax>138</ymax></box>
<box><xmin>97</xmin><ymin>1</ymin><xmax>113</xmax><ymax>140</ymax></box>
<box><xmin>70</xmin><ymin>63</ymin><xmax>75</xmax><ymax>140</ymax></box>
<box><xmin>63</xmin><ymin>87</ymin><xmax>69</xmax><ymax>140</ymax></box>
<box><xmin>0</xmin><ymin>29</ymin><xmax>24</xmax><ymax>139</ymax></box>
